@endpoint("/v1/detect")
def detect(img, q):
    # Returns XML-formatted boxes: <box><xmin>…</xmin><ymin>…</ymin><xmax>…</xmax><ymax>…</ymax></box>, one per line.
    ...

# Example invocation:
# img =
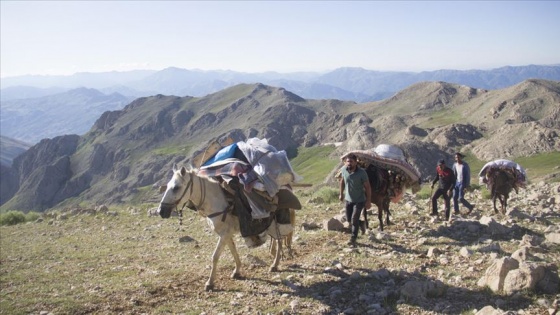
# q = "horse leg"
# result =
<box><xmin>492</xmin><ymin>194</ymin><xmax>499</xmax><ymax>214</ymax></box>
<box><xmin>226</xmin><ymin>238</ymin><xmax>242</xmax><ymax>280</ymax></box>
<box><xmin>286</xmin><ymin>208</ymin><xmax>295</xmax><ymax>258</ymax></box>
<box><xmin>269</xmin><ymin>235</ymin><xmax>290</xmax><ymax>259</ymax></box>
<box><xmin>206</xmin><ymin>236</ymin><xmax>229</xmax><ymax>291</ymax></box>
<box><xmin>498</xmin><ymin>195</ymin><xmax>505</xmax><ymax>214</ymax></box>
<box><xmin>285</xmin><ymin>232</ymin><xmax>293</xmax><ymax>258</ymax></box>
<box><xmin>269</xmin><ymin>236</ymin><xmax>277</xmax><ymax>256</ymax></box>
<box><xmin>270</xmin><ymin>236</ymin><xmax>281</xmax><ymax>272</ymax></box>
<box><xmin>271</xmin><ymin>209</ymin><xmax>295</xmax><ymax>259</ymax></box>
<box><xmin>502</xmin><ymin>194</ymin><xmax>508</xmax><ymax>214</ymax></box>
<box><xmin>377</xmin><ymin>204</ymin><xmax>384</xmax><ymax>232</ymax></box>
<box><xmin>385</xmin><ymin>199</ymin><xmax>391</xmax><ymax>226</ymax></box>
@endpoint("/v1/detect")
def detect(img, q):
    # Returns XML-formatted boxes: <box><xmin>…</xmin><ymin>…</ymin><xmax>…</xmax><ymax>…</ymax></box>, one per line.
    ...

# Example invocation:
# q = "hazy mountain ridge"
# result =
<box><xmin>0</xmin><ymin>88</ymin><xmax>136</xmax><ymax>143</ymax></box>
<box><xmin>1</xmin><ymin>79</ymin><xmax>558</xmax><ymax>212</ymax></box>
<box><xmin>0</xmin><ymin>86</ymin><xmax>69</xmax><ymax>101</ymax></box>
<box><xmin>0</xmin><ymin>136</ymin><xmax>31</xmax><ymax>167</ymax></box>
<box><xmin>2</xmin><ymin>65</ymin><xmax>559</xmax><ymax>103</ymax></box>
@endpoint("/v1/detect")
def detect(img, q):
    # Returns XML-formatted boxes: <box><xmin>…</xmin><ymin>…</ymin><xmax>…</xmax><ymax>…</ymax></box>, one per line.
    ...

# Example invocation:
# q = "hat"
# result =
<box><xmin>438</xmin><ymin>159</ymin><xmax>445</xmax><ymax>165</ymax></box>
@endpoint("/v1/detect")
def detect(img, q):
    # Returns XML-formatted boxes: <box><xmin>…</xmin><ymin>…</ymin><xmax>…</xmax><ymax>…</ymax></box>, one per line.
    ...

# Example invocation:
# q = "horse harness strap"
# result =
<box><xmin>191</xmin><ymin>174</ymin><xmax>231</xmax><ymax>222</ymax></box>
<box><xmin>206</xmin><ymin>204</ymin><xmax>233</xmax><ymax>222</ymax></box>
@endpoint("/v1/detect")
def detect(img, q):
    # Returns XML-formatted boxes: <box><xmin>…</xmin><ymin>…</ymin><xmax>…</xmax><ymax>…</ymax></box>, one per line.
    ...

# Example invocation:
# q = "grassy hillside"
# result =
<box><xmin>289</xmin><ymin>145</ymin><xmax>339</xmax><ymax>185</ymax></box>
<box><xmin>515</xmin><ymin>151</ymin><xmax>560</xmax><ymax>182</ymax></box>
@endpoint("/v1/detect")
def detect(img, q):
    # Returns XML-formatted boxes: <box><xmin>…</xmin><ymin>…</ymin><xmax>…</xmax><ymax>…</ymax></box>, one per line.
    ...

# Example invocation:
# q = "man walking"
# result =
<box><xmin>431</xmin><ymin>159</ymin><xmax>456</xmax><ymax>221</ymax></box>
<box><xmin>452</xmin><ymin>153</ymin><xmax>475</xmax><ymax>214</ymax></box>
<box><xmin>339</xmin><ymin>154</ymin><xmax>371</xmax><ymax>246</ymax></box>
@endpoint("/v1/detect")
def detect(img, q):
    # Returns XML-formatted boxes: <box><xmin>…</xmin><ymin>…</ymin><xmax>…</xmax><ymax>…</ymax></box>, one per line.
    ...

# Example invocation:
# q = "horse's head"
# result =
<box><xmin>158</xmin><ymin>164</ymin><xmax>195</xmax><ymax>219</ymax></box>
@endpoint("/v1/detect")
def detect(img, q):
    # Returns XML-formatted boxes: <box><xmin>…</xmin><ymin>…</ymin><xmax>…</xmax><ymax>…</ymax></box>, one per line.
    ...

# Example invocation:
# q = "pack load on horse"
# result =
<box><xmin>197</xmin><ymin>137</ymin><xmax>302</xmax><ymax>245</ymax></box>
<box><xmin>336</xmin><ymin>144</ymin><xmax>421</xmax><ymax>231</ymax></box>
<box><xmin>478</xmin><ymin>159</ymin><xmax>527</xmax><ymax>193</ymax></box>
<box><xmin>157</xmin><ymin>137</ymin><xmax>302</xmax><ymax>291</ymax></box>
<box><xmin>478</xmin><ymin>159</ymin><xmax>527</xmax><ymax>214</ymax></box>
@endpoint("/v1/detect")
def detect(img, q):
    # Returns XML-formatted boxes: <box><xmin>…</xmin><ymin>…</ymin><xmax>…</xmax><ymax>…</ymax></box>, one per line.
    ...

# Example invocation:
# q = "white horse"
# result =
<box><xmin>158</xmin><ymin>164</ymin><xmax>295</xmax><ymax>291</ymax></box>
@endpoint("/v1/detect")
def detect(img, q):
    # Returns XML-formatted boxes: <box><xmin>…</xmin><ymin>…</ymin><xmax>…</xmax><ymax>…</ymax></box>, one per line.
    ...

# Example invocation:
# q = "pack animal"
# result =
<box><xmin>365</xmin><ymin>165</ymin><xmax>392</xmax><ymax>231</ymax></box>
<box><xmin>158</xmin><ymin>165</ymin><xmax>295</xmax><ymax>291</ymax></box>
<box><xmin>488</xmin><ymin>168</ymin><xmax>515</xmax><ymax>214</ymax></box>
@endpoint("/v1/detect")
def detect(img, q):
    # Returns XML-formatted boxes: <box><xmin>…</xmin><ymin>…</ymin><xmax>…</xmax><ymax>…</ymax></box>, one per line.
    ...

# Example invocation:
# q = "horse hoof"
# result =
<box><xmin>205</xmin><ymin>284</ymin><xmax>214</xmax><ymax>291</ymax></box>
<box><xmin>269</xmin><ymin>266</ymin><xmax>278</xmax><ymax>272</ymax></box>
<box><xmin>231</xmin><ymin>272</ymin><xmax>242</xmax><ymax>280</ymax></box>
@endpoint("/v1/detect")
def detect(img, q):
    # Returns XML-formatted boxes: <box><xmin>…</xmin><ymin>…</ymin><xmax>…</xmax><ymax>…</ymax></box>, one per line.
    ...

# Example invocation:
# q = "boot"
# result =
<box><xmin>359</xmin><ymin>220</ymin><xmax>366</xmax><ymax>234</ymax></box>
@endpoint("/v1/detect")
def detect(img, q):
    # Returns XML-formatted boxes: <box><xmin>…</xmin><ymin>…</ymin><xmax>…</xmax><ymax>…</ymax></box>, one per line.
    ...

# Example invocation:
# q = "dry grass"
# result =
<box><xmin>1</xmin><ymin>185</ymin><xmax>558</xmax><ymax>315</ymax></box>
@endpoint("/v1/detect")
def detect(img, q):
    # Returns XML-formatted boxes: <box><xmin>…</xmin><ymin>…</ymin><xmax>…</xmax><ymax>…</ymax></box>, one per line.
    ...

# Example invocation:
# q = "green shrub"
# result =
<box><xmin>415</xmin><ymin>185</ymin><xmax>433</xmax><ymax>199</ymax></box>
<box><xmin>25</xmin><ymin>212</ymin><xmax>41</xmax><ymax>222</ymax></box>
<box><xmin>313</xmin><ymin>186</ymin><xmax>340</xmax><ymax>204</ymax></box>
<box><xmin>0</xmin><ymin>211</ymin><xmax>26</xmax><ymax>226</ymax></box>
<box><xmin>0</xmin><ymin>211</ymin><xmax>41</xmax><ymax>226</ymax></box>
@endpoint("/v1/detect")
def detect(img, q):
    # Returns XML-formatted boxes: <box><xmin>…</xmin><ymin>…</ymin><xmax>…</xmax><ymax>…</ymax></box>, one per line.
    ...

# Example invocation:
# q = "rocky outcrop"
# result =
<box><xmin>1</xmin><ymin>135</ymin><xmax>79</xmax><ymax>210</ymax></box>
<box><xmin>0</xmin><ymin>164</ymin><xmax>19</xmax><ymax>206</ymax></box>
<box><xmin>426</xmin><ymin>123</ymin><xmax>483</xmax><ymax>148</ymax></box>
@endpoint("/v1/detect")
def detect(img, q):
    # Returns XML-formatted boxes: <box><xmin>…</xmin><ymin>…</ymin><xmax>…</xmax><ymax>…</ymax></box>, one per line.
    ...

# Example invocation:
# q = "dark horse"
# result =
<box><xmin>365</xmin><ymin>164</ymin><xmax>392</xmax><ymax>231</ymax></box>
<box><xmin>488</xmin><ymin>168</ymin><xmax>516</xmax><ymax>214</ymax></box>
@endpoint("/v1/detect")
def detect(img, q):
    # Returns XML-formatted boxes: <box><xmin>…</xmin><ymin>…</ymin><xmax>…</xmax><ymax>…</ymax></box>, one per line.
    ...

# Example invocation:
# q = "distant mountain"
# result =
<box><xmin>0</xmin><ymin>88</ymin><xmax>135</xmax><ymax>144</ymax></box>
<box><xmin>0</xmin><ymin>86</ymin><xmax>69</xmax><ymax>101</ymax></box>
<box><xmin>1</xmin><ymin>79</ymin><xmax>558</xmax><ymax>212</ymax></box>
<box><xmin>2</xmin><ymin>64</ymin><xmax>558</xmax><ymax>103</ymax></box>
<box><xmin>0</xmin><ymin>135</ymin><xmax>31</xmax><ymax>167</ymax></box>
<box><xmin>315</xmin><ymin>65</ymin><xmax>560</xmax><ymax>98</ymax></box>
<box><xmin>1</xmin><ymin>70</ymin><xmax>157</xmax><ymax>89</ymax></box>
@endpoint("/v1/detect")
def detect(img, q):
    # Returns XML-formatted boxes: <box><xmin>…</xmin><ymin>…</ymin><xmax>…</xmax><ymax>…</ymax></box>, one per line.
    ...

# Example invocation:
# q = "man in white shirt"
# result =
<box><xmin>452</xmin><ymin>153</ymin><xmax>475</xmax><ymax>215</ymax></box>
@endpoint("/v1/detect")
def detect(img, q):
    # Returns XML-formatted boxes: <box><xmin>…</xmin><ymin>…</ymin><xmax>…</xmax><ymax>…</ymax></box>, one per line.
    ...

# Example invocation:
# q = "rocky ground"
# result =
<box><xmin>1</xmin><ymin>182</ymin><xmax>559</xmax><ymax>315</ymax></box>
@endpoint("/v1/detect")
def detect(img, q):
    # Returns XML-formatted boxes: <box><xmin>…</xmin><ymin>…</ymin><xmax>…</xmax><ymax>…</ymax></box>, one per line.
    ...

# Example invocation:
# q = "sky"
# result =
<box><xmin>1</xmin><ymin>1</ymin><xmax>559</xmax><ymax>78</ymax></box>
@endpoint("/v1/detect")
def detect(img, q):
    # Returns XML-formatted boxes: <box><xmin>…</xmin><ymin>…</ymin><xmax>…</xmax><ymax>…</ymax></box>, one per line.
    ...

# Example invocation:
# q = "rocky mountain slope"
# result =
<box><xmin>1</xmin><ymin>80</ymin><xmax>559</xmax><ymax>212</ymax></box>
<box><xmin>0</xmin><ymin>136</ymin><xmax>32</xmax><ymax>207</ymax></box>
<box><xmin>0</xmin><ymin>135</ymin><xmax>30</xmax><ymax>167</ymax></box>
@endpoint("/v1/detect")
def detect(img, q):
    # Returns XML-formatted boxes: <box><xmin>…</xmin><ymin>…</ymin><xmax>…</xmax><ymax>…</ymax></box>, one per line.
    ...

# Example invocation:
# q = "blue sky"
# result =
<box><xmin>1</xmin><ymin>1</ymin><xmax>559</xmax><ymax>78</ymax></box>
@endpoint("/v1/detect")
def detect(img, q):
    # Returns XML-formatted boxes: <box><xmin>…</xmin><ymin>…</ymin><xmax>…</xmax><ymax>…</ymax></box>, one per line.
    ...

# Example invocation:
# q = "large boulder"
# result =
<box><xmin>477</xmin><ymin>257</ymin><xmax>519</xmax><ymax>292</ymax></box>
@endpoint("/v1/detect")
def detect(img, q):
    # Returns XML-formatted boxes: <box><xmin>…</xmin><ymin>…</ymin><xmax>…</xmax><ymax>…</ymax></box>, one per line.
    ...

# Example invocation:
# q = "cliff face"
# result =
<box><xmin>1</xmin><ymin>135</ymin><xmax>80</xmax><ymax>209</ymax></box>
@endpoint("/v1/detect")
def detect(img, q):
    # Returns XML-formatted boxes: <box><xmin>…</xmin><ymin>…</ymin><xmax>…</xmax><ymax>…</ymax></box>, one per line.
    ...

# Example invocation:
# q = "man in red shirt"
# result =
<box><xmin>430</xmin><ymin>159</ymin><xmax>456</xmax><ymax>220</ymax></box>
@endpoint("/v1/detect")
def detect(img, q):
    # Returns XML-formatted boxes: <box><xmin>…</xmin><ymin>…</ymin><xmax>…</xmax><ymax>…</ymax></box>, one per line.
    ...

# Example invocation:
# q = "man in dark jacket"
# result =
<box><xmin>452</xmin><ymin>153</ymin><xmax>475</xmax><ymax>215</ymax></box>
<box><xmin>431</xmin><ymin>159</ymin><xmax>456</xmax><ymax>220</ymax></box>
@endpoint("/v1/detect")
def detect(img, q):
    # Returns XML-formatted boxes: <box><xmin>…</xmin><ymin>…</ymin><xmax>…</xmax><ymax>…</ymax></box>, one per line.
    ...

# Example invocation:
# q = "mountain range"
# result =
<box><xmin>1</xmin><ymin>77</ymin><xmax>558</xmax><ymax>213</ymax></box>
<box><xmin>3</xmin><ymin>64</ymin><xmax>559</xmax><ymax>103</ymax></box>
<box><xmin>2</xmin><ymin>64</ymin><xmax>559</xmax><ymax>147</ymax></box>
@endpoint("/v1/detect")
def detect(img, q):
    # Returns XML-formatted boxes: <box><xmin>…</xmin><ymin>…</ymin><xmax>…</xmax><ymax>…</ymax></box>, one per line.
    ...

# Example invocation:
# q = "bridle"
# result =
<box><xmin>160</xmin><ymin>171</ymin><xmax>207</xmax><ymax>224</ymax></box>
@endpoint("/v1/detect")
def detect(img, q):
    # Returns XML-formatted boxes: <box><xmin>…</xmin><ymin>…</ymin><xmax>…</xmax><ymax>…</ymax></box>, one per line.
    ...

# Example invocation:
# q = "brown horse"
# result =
<box><xmin>365</xmin><ymin>164</ymin><xmax>392</xmax><ymax>231</ymax></box>
<box><xmin>488</xmin><ymin>168</ymin><xmax>515</xmax><ymax>214</ymax></box>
